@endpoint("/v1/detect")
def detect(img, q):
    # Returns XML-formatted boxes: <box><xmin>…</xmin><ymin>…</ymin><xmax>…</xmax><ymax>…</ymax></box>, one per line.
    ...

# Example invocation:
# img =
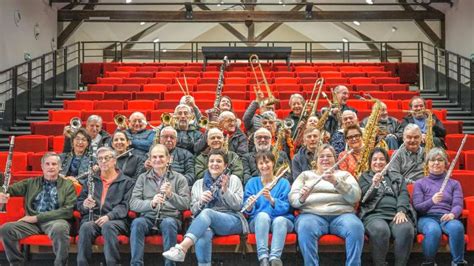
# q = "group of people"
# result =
<box><xmin>0</xmin><ymin>84</ymin><xmax>466</xmax><ymax>266</ymax></box>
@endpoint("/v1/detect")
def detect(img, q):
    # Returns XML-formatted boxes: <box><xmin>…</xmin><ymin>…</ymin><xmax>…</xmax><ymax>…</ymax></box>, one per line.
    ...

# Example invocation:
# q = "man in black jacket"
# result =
<box><xmin>396</xmin><ymin>96</ymin><xmax>447</xmax><ymax>148</ymax></box>
<box><xmin>76</xmin><ymin>147</ymin><xmax>134</xmax><ymax>266</ymax></box>
<box><xmin>324</xmin><ymin>85</ymin><xmax>358</xmax><ymax>135</ymax></box>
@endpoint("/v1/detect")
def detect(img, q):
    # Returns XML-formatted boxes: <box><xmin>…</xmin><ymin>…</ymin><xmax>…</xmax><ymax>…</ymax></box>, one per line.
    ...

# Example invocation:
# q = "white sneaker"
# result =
<box><xmin>163</xmin><ymin>244</ymin><xmax>186</xmax><ymax>262</ymax></box>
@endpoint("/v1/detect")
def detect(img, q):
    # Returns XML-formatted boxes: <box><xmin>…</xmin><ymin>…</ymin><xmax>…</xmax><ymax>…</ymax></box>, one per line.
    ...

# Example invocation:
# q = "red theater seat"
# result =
<box><xmin>145</xmin><ymin>235</ymin><xmax>184</xmax><ymax>245</ymax></box>
<box><xmin>226</xmin><ymin>78</ymin><xmax>247</xmax><ymax>85</ymax></box>
<box><xmin>28</xmin><ymin>152</ymin><xmax>47</xmax><ymax>171</ymax></box>
<box><xmin>116</xmin><ymin>66</ymin><xmax>137</xmax><ymax>72</ymax></box>
<box><xmin>274</xmin><ymin>78</ymin><xmax>299</xmax><ymax>84</ymax></box>
<box><xmin>196</xmin><ymin>84</ymin><xmax>216</xmax><ymax>91</ymax></box>
<box><xmin>320</xmin><ymin>72</ymin><xmax>342</xmax><ymax>78</ymax></box>
<box><xmin>373</xmin><ymin>77</ymin><xmax>400</xmax><ymax>84</ymax></box>
<box><xmin>246</xmin><ymin>233</ymin><xmax>297</xmax><ymax>245</ymax></box>
<box><xmin>20</xmin><ymin>235</ymin><xmax>75</xmax><ymax>246</ymax></box>
<box><xmin>94</xmin><ymin>100</ymin><xmax>124</xmax><ymax>110</ymax></box>
<box><xmin>361</xmin><ymin>66</ymin><xmax>385</xmax><ymax>72</ymax></box>
<box><xmin>115</xmin><ymin>84</ymin><xmax>142</xmax><ymax>92</ymax></box>
<box><xmin>64</xmin><ymin>100</ymin><xmax>94</xmax><ymax>110</ymax></box>
<box><xmin>212</xmin><ymin>235</ymin><xmax>241</xmax><ymax>245</ymax></box>
<box><xmin>273</xmin><ymin>72</ymin><xmax>295</xmax><ymax>78</ymax></box>
<box><xmin>97</xmin><ymin>77</ymin><xmax>123</xmax><ymax>84</ymax></box>
<box><xmin>130</xmin><ymin>72</ymin><xmax>154</xmax><ymax>78</ymax></box>
<box><xmin>176</xmin><ymin>77</ymin><xmax>199</xmax><ymax>86</ymax></box>
<box><xmin>134</xmin><ymin>92</ymin><xmax>162</xmax><ymax>100</ymax></box>
<box><xmin>106</xmin><ymin>72</ymin><xmax>130</xmax><ymax>78</ymax></box>
<box><xmin>104</xmin><ymin>91</ymin><xmax>133</xmax><ymax>100</ymax></box>
<box><xmin>14</xmin><ymin>135</ymin><xmax>49</xmax><ymax>153</ymax></box>
<box><xmin>202</xmin><ymin>71</ymin><xmax>219</xmax><ymax>78</ymax></box>
<box><xmin>160</xmin><ymin>66</ymin><xmax>181</xmax><ymax>72</ymax></box>
<box><xmin>296</xmin><ymin>72</ymin><xmax>318</xmax><ymax>78</ymax></box>
<box><xmin>123</xmin><ymin>78</ymin><xmax>148</xmax><ymax>85</ymax></box>
<box><xmin>339</xmin><ymin>66</ymin><xmax>361</xmax><ymax>72</ymax></box>
<box><xmin>143</xmin><ymin>84</ymin><xmax>168</xmax><ymax>92</ymax></box>
<box><xmin>76</xmin><ymin>91</ymin><xmax>104</xmax><ymax>100</ymax></box>
<box><xmin>179</xmin><ymin>72</ymin><xmax>201</xmax><ymax>78</ymax></box>
<box><xmin>447</xmin><ymin>134</ymin><xmax>474</xmax><ymax>151</ymax></box>
<box><xmin>88</xmin><ymin>84</ymin><xmax>114</xmax><ymax>92</ymax></box>
<box><xmin>31</xmin><ymin>122</ymin><xmax>66</xmax><ymax>136</ymax></box>
<box><xmin>392</xmin><ymin>91</ymin><xmax>419</xmax><ymax>100</ymax></box>
<box><xmin>382</xmin><ymin>84</ymin><xmax>409</xmax><ymax>92</ymax></box>
<box><xmin>222</xmin><ymin>91</ymin><xmax>248</xmax><ymax>100</ymax></box>
<box><xmin>0</xmin><ymin>152</ymin><xmax>28</xmax><ymax>172</ymax></box>
<box><xmin>80</xmin><ymin>63</ymin><xmax>102</xmax><ymax>84</ymax></box>
<box><xmin>272</xmin><ymin>84</ymin><xmax>301</xmax><ymax>92</ymax></box>
<box><xmin>149</xmin><ymin>78</ymin><xmax>173</xmax><ymax>84</ymax></box>
<box><xmin>127</xmin><ymin>100</ymin><xmax>155</xmax><ymax>110</ymax></box>
<box><xmin>81</xmin><ymin>110</ymin><xmax>114</xmax><ymax>122</ymax></box>
<box><xmin>325</xmin><ymin>78</ymin><xmax>349</xmax><ymax>84</ymax></box>
<box><xmin>443</xmin><ymin>120</ymin><xmax>463</xmax><ymax>134</ymax></box>
<box><xmin>317</xmin><ymin>66</ymin><xmax>338</xmax><ymax>72</ymax></box>
<box><xmin>51</xmin><ymin>136</ymin><xmax>65</xmax><ymax>152</ymax></box>
<box><xmin>360</xmin><ymin>91</ymin><xmax>392</xmax><ymax>100</ymax></box>
<box><xmin>346</xmin><ymin>100</ymin><xmax>368</xmax><ymax>110</ymax></box>
<box><xmin>155</xmin><ymin>72</ymin><xmax>178</xmax><ymax>79</ymax></box>
<box><xmin>49</xmin><ymin>110</ymin><xmax>81</xmax><ymax>122</ymax></box>
<box><xmin>366</xmin><ymin>71</ymin><xmax>391</xmax><ymax>77</ymax></box>
<box><xmin>199</xmin><ymin>78</ymin><xmax>218</xmax><ymax>84</ymax></box>
<box><xmin>350</xmin><ymin>77</ymin><xmax>373</xmax><ymax>84</ymax></box>
<box><xmin>319</xmin><ymin>235</ymin><xmax>345</xmax><ymax>245</ymax></box>
<box><xmin>163</xmin><ymin>92</ymin><xmax>186</xmax><ymax>100</ymax></box>
<box><xmin>137</xmin><ymin>66</ymin><xmax>159</xmax><ymax>72</ymax></box>
<box><xmin>299</xmin><ymin>77</ymin><xmax>318</xmax><ymax>84</ymax></box>
<box><xmin>342</xmin><ymin>72</ymin><xmax>366</xmax><ymax>78</ymax></box>
<box><xmin>295</xmin><ymin>66</ymin><xmax>315</xmax><ymax>72</ymax></box>
<box><xmin>452</xmin><ymin>170</ymin><xmax>474</xmax><ymax>196</ymax></box>
<box><xmin>223</xmin><ymin>84</ymin><xmax>247</xmax><ymax>92</ymax></box>
<box><xmin>355</xmin><ymin>84</ymin><xmax>381</xmax><ymax>92</ymax></box>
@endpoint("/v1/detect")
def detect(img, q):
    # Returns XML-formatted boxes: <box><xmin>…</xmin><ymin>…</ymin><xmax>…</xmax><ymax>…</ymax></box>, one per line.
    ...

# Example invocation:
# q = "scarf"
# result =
<box><xmin>203</xmin><ymin>170</ymin><xmax>223</xmax><ymax>208</ymax></box>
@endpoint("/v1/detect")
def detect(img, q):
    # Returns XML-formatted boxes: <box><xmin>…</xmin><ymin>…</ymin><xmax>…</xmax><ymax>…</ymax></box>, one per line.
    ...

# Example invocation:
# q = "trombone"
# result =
<box><xmin>292</xmin><ymin>78</ymin><xmax>324</xmax><ymax>139</ymax></box>
<box><xmin>250</xmin><ymin>54</ymin><xmax>279</xmax><ymax>107</ymax></box>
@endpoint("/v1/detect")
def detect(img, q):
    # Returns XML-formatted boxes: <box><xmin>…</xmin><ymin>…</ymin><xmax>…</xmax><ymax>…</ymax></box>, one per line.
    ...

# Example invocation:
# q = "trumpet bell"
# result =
<box><xmin>283</xmin><ymin>118</ymin><xmax>295</xmax><ymax>130</ymax></box>
<box><xmin>114</xmin><ymin>114</ymin><xmax>129</xmax><ymax>129</ymax></box>
<box><xmin>70</xmin><ymin>117</ymin><xmax>82</xmax><ymax>131</ymax></box>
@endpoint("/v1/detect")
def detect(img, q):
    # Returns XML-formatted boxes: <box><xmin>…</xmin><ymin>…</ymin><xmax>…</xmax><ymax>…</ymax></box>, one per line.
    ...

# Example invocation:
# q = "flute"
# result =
<box><xmin>240</xmin><ymin>164</ymin><xmax>290</xmax><ymax>213</ymax></box>
<box><xmin>361</xmin><ymin>144</ymin><xmax>404</xmax><ymax>203</ymax></box>
<box><xmin>439</xmin><ymin>134</ymin><xmax>467</xmax><ymax>193</ymax></box>
<box><xmin>299</xmin><ymin>149</ymin><xmax>354</xmax><ymax>202</ymax></box>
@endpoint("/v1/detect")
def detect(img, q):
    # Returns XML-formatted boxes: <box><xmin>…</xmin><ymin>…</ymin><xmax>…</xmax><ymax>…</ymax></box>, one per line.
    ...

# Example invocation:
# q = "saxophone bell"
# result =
<box><xmin>283</xmin><ymin>118</ymin><xmax>295</xmax><ymax>130</ymax></box>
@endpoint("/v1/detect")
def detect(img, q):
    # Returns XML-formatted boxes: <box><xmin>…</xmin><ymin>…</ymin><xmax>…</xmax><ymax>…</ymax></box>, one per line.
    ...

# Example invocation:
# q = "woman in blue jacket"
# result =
<box><xmin>244</xmin><ymin>150</ymin><xmax>294</xmax><ymax>266</ymax></box>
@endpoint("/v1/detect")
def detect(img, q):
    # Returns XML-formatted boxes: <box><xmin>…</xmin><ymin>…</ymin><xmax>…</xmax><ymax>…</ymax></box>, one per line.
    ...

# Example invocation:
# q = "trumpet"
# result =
<box><xmin>160</xmin><ymin>112</ymin><xmax>175</xmax><ymax>127</ymax></box>
<box><xmin>114</xmin><ymin>114</ymin><xmax>129</xmax><ymax>130</ymax></box>
<box><xmin>240</xmin><ymin>164</ymin><xmax>290</xmax><ymax>213</ymax></box>
<box><xmin>250</xmin><ymin>54</ymin><xmax>279</xmax><ymax>107</ymax></box>
<box><xmin>70</xmin><ymin>117</ymin><xmax>82</xmax><ymax>132</ymax></box>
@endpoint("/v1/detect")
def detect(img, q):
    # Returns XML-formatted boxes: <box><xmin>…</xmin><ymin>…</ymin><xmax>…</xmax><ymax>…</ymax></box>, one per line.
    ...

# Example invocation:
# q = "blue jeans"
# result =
<box><xmin>185</xmin><ymin>209</ymin><xmax>243</xmax><ymax>266</ymax></box>
<box><xmin>295</xmin><ymin>213</ymin><xmax>364</xmax><ymax>266</ymax></box>
<box><xmin>249</xmin><ymin>212</ymin><xmax>294</xmax><ymax>261</ymax></box>
<box><xmin>130</xmin><ymin>216</ymin><xmax>179</xmax><ymax>266</ymax></box>
<box><xmin>418</xmin><ymin>215</ymin><xmax>465</xmax><ymax>263</ymax></box>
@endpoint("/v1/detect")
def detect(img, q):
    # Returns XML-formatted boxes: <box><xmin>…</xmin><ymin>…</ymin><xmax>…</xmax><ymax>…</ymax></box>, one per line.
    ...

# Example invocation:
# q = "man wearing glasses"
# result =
<box><xmin>217</xmin><ymin>111</ymin><xmax>248</xmax><ymax>158</ymax></box>
<box><xmin>330</xmin><ymin>110</ymin><xmax>360</xmax><ymax>156</ymax></box>
<box><xmin>76</xmin><ymin>147</ymin><xmax>134</xmax><ymax>266</ymax></box>
<box><xmin>338</xmin><ymin>125</ymin><xmax>364</xmax><ymax>178</ymax></box>
<box><xmin>122</xmin><ymin>112</ymin><xmax>155</xmax><ymax>157</ymax></box>
<box><xmin>243</xmin><ymin>127</ymin><xmax>291</xmax><ymax>184</ymax></box>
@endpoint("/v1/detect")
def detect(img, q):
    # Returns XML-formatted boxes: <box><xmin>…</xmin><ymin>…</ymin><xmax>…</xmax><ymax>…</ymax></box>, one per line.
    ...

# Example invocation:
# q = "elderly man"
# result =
<box><xmin>396</xmin><ymin>96</ymin><xmax>446</xmax><ymax>148</ymax></box>
<box><xmin>130</xmin><ymin>144</ymin><xmax>190</xmax><ymax>266</ymax></box>
<box><xmin>292</xmin><ymin>127</ymin><xmax>321</xmax><ymax>181</ymax></box>
<box><xmin>242</xmin><ymin>127</ymin><xmax>291</xmax><ymax>184</ymax></box>
<box><xmin>195</xmin><ymin>128</ymin><xmax>243</xmax><ymax>181</ymax></box>
<box><xmin>63</xmin><ymin>115</ymin><xmax>110</xmax><ymax>153</ymax></box>
<box><xmin>330</xmin><ymin>110</ymin><xmax>360</xmax><ymax>156</ymax></box>
<box><xmin>247</xmin><ymin>111</ymin><xmax>278</xmax><ymax>152</ymax></box>
<box><xmin>217</xmin><ymin>111</ymin><xmax>248</xmax><ymax>158</ymax></box>
<box><xmin>286</xmin><ymin>93</ymin><xmax>305</xmax><ymax>136</ymax></box>
<box><xmin>324</xmin><ymin>85</ymin><xmax>358</xmax><ymax>135</ymax></box>
<box><xmin>243</xmin><ymin>90</ymin><xmax>276</xmax><ymax>137</ymax></box>
<box><xmin>153</xmin><ymin>126</ymin><xmax>195</xmax><ymax>186</ymax></box>
<box><xmin>0</xmin><ymin>152</ymin><xmax>77</xmax><ymax>266</ymax></box>
<box><xmin>180</xmin><ymin>95</ymin><xmax>202</xmax><ymax>127</ymax></box>
<box><xmin>172</xmin><ymin>104</ymin><xmax>203</xmax><ymax>154</ymax></box>
<box><xmin>389</xmin><ymin>123</ymin><xmax>425</xmax><ymax>184</ymax></box>
<box><xmin>361</xmin><ymin>102</ymin><xmax>400</xmax><ymax>150</ymax></box>
<box><xmin>122</xmin><ymin>112</ymin><xmax>155</xmax><ymax>157</ymax></box>
<box><xmin>76</xmin><ymin>147</ymin><xmax>134</xmax><ymax>266</ymax></box>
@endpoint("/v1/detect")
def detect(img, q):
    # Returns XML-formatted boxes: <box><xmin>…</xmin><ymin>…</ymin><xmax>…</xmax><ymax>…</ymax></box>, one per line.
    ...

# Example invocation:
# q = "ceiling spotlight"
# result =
<box><xmin>391</xmin><ymin>26</ymin><xmax>398</xmax><ymax>32</ymax></box>
<box><xmin>125</xmin><ymin>0</ymin><xmax>132</xmax><ymax>3</ymax></box>
<box><xmin>366</xmin><ymin>0</ymin><xmax>374</xmax><ymax>4</ymax></box>
<box><xmin>184</xmin><ymin>2</ymin><xmax>193</xmax><ymax>19</ymax></box>
<box><xmin>353</xmin><ymin>21</ymin><xmax>361</xmax><ymax>26</ymax></box>
<box><xmin>153</xmin><ymin>38</ymin><xmax>160</xmax><ymax>43</ymax></box>
<box><xmin>162</xmin><ymin>49</ymin><xmax>167</xmax><ymax>53</ymax></box>
<box><xmin>336</xmin><ymin>49</ymin><xmax>341</xmax><ymax>53</ymax></box>
<box><xmin>140</xmin><ymin>22</ymin><xmax>145</xmax><ymax>25</ymax></box>
<box><xmin>342</xmin><ymin>38</ymin><xmax>349</xmax><ymax>43</ymax></box>
<box><xmin>305</xmin><ymin>3</ymin><xmax>313</xmax><ymax>20</ymax></box>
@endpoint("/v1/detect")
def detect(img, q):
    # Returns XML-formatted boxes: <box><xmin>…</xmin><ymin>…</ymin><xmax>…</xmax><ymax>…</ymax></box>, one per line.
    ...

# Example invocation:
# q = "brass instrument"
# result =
<box><xmin>361</xmin><ymin>144</ymin><xmax>404</xmax><ymax>203</ymax></box>
<box><xmin>292</xmin><ymin>78</ymin><xmax>324</xmax><ymax>140</ymax></box>
<box><xmin>240</xmin><ymin>163</ymin><xmax>290</xmax><ymax>213</ymax></box>
<box><xmin>354</xmin><ymin>99</ymin><xmax>384</xmax><ymax>177</ymax></box>
<box><xmin>330</xmin><ymin>88</ymin><xmax>343</xmax><ymax>128</ymax></box>
<box><xmin>70</xmin><ymin>117</ymin><xmax>82</xmax><ymax>132</ymax></box>
<box><xmin>160</xmin><ymin>112</ymin><xmax>175</xmax><ymax>128</ymax></box>
<box><xmin>440</xmin><ymin>134</ymin><xmax>467</xmax><ymax>192</ymax></box>
<box><xmin>423</xmin><ymin>110</ymin><xmax>434</xmax><ymax>176</ymax></box>
<box><xmin>197</xmin><ymin>116</ymin><xmax>219</xmax><ymax>130</ymax></box>
<box><xmin>0</xmin><ymin>137</ymin><xmax>15</xmax><ymax>213</ymax></box>
<box><xmin>299</xmin><ymin>149</ymin><xmax>354</xmax><ymax>202</ymax></box>
<box><xmin>355</xmin><ymin>95</ymin><xmax>389</xmax><ymax>150</ymax></box>
<box><xmin>250</xmin><ymin>54</ymin><xmax>279</xmax><ymax>107</ymax></box>
<box><xmin>114</xmin><ymin>114</ymin><xmax>129</xmax><ymax>130</ymax></box>
<box><xmin>272</xmin><ymin>119</ymin><xmax>294</xmax><ymax>169</ymax></box>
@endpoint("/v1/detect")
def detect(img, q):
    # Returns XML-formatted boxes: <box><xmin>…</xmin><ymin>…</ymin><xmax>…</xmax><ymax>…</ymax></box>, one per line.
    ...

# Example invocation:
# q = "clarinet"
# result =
<box><xmin>151</xmin><ymin>162</ymin><xmax>172</xmax><ymax>231</ymax></box>
<box><xmin>198</xmin><ymin>156</ymin><xmax>237</xmax><ymax>210</ymax></box>
<box><xmin>86</xmin><ymin>151</ymin><xmax>95</xmax><ymax>222</ymax></box>
<box><xmin>0</xmin><ymin>137</ymin><xmax>15</xmax><ymax>213</ymax></box>
<box><xmin>361</xmin><ymin>144</ymin><xmax>404</xmax><ymax>203</ymax></box>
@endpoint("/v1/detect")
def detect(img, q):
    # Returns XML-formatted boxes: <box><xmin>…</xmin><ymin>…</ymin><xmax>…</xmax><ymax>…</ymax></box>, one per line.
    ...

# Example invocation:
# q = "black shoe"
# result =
<box><xmin>421</xmin><ymin>262</ymin><xmax>436</xmax><ymax>266</ymax></box>
<box><xmin>260</xmin><ymin>257</ymin><xmax>270</xmax><ymax>266</ymax></box>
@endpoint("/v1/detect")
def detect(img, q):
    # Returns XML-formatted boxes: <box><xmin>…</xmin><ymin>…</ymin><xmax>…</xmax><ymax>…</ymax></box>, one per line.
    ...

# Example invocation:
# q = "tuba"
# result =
<box><xmin>250</xmin><ymin>54</ymin><xmax>279</xmax><ymax>107</ymax></box>
<box><xmin>114</xmin><ymin>114</ymin><xmax>129</xmax><ymax>129</ymax></box>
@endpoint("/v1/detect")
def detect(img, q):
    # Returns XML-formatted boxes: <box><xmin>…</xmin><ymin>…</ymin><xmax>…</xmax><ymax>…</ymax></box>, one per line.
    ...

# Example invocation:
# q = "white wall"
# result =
<box><xmin>0</xmin><ymin>0</ymin><xmax>57</xmax><ymax>71</ymax></box>
<box><xmin>445</xmin><ymin>0</ymin><xmax>474</xmax><ymax>58</ymax></box>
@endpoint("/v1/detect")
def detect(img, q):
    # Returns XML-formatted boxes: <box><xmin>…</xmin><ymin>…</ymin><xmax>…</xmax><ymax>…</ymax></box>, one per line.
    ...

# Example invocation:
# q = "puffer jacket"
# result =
<box><xmin>176</xmin><ymin>125</ymin><xmax>203</xmax><ymax>155</ymax></box>
<box><xmin>228</xmin><ymin>129</ymin><xmax>249</xmax><ymax>158</ymax></box>
<box><xmin>125</xmin><ymin>129</ymin><xmax>155</xmax><ymax>157</ymax></box>
<box><xmin>170</xmin><ymin>147</ymin><xmax>195</xmax><ymax>186</ymax></box>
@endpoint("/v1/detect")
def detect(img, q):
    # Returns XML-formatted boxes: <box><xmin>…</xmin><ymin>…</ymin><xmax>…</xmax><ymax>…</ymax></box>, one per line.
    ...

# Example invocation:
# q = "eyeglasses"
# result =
<box><xmin>319</xmin><ymin>155</ymin><xmax>334</xmax><ymax>160</ymax></box>
<box><xmin>255</xmin><ymin>135</ymin><xmax>271</xmax><ymax>140</ymax></box>
<box><xmin>74</xmin><ymin>137</ymin><xmax>88</xmax><ymax>143</ymax></box>
<box><xmin>346</xmin><ymin>134</ymin><xmax>362</xmax><ymax>140</ymax></box>
<box><xmin>429</xmin><ymin>158</ymin><xmax>445</xmax><ymax>163</ymax></box>
<box><xmin>160</xmin><ymin>134</ymin><xmax>176</xmax><ymax>140</ymax></box>
<box><xmin>97</xmin><ymin>155</ymin><xmax>114</xmax><ymax>162</ymax></box>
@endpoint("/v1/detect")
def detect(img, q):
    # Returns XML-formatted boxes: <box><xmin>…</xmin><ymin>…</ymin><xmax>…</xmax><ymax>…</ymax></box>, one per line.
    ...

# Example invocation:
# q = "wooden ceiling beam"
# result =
<box><xmin>58</xmin><ymin>10</ymin><xmax>444</xmax><ymax>23</ymax></box>
<box><xmin>57</xmin><ymin>0</ymin><xmax>98</xmax><ymax>48</ymax></box>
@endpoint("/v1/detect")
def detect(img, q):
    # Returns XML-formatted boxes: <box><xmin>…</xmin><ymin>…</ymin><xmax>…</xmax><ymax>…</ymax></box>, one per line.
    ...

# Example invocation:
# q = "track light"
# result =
<box><xmin>184</xmin><ymin>2</ymin><xmax>193</xmax><ymax>19</ymax></box>
<box><xmin>305</xmin><ymin>3</ymin><xmax>313</xmax><ymax>20</ymax></box>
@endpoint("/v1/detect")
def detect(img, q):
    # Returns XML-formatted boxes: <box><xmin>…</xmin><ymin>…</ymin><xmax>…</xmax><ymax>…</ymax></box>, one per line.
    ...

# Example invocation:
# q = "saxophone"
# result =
<box><xmin>272</xmin><ymin>119</ymin><xmax>294</xmax><ymax>170</ymax></box>
<box><xmin>354</xmin><ymin>99</ymin><xmax>383</xmax><ymax>177</ymax></box>
<box><xmin>86</xmin><ymin>152</ymin><xmax>96</xmax><ymax>222</ymax></box>
<box><xmin>0</xmin><ymin>137</ymin><xmax>15</xmax><ymax>213</ymax></box>
<box><xmin>423</xmin><ymin>110</ymin><xmax>434</xmax><ymax>176</ymax></box>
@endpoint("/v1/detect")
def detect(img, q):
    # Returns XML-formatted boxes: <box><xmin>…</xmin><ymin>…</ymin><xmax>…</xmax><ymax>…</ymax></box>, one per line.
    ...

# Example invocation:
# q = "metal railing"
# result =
<box><xmin>0</xmin><ymin>40</ymin><xmax>472</xmax><ymax>130</ymax></box>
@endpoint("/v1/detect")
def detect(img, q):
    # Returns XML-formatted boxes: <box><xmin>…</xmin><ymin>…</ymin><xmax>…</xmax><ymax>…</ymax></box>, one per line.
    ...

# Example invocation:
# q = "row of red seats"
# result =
<box><xmin>88</xmin><ymin>82</ymin><xmax>409</xmax><ymax>93</ymax></box>
<box><xmin>105</xmin><ymin>70</ymin><xmax>392</xmax><ymax>79</ymax></box>
<box><xmin>62</xmin><ymin>99</ymin><xmax>432</xmax><ymax>112</ymax></box>
<box><xmin>76</xmin><ymin>90</ymin><xmax>419</xmax><ymax>101</ymax></box>
<box><xmin>96</xmin><ymin>76</ymin><xmax>401</xmax><ymax>85</ymax></box>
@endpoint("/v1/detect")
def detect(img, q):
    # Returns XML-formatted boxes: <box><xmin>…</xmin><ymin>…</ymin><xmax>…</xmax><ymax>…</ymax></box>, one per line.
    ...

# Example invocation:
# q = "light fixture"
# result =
<box><xmin>125</xmin><ymin>0</ymin><xmax>132</xmax><ymax>3</ymax></box>
<box><xmin>391</xmin><ymin>26</ymin><xmax>398</xmax><ymax>32</ymax></box>
<box><xmin>353</xmin><ymin>21</ymin><xmax>360</xmax><ymax>26</ymax></box>
<box><xmin>305</xmin><ymin>3</ymin><xmax>313</xmax><ymax>19</ymax></box>
<box><xmin>162</xmin><ymin>49</ymin><xmax>167</xmax><ymax>53</ymax></box>
<box><xmin>342</xmin><ymin>38</ymin><xmax>349</xmax><ymax>43</ymax></box>
<box><xmin>153</xmin><ymin>38</ymin><xmax>160</xmax><ymax>43</ymax></box>
<box><xmin>140</xmin><ymin>22</ymin><xmax>145</xmax><ymax>25</ymax></box>
<box><xmin>366</xmin><ymin>0</ymin><xmax>374</xmax><ymax>4</ymax></box>
<box><xmin>185</xmin><ymin>2</ymin><xmax>193</xmax><ymax>19</ymax></box>
<box><xmin>336</xmin><ymin>49</ymin><xmax>341</xmax><ymax>53</ymax></box>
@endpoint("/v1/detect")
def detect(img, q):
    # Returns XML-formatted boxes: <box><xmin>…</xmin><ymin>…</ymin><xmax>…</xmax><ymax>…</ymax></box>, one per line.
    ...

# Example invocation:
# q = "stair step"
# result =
<box><xmin>55</xmin><ymin>94</ymin><xmax>76</xmax><ymax>100</ymax></box>
<box><xmin>0</xmin><ymin>129</ymin><xmax>31</xmax><ymax>135</ymax></box>
<box><xmin>447</xmin><ymin>110</ymin><xmax>473</xmax><ymax>116</ymax></box>
<box><xmin>10</xmin><ymin>126</ymin><xmax>31</xmax><ymax>131</ymax></box>
<box><xmin>42</xmin><ymin>102</ymin><xmax>63</xmax><ymax>108</ymax></box>
<box><xmin>25</xmin><ymin>116</ymin><xmax>48</xmax><ymax>121</ymax></box>
<box><xmin>30</xmin><ymin>110</ymin><xmax>49</xmax><ymax>116</ymax></box>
